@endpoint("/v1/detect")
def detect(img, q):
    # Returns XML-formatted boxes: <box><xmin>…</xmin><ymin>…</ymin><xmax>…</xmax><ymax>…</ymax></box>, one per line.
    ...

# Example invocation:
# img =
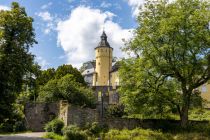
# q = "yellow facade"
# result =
<box><xmin>94</xmin><ymin>47</ymin><xmax>113</xmax><ymax>86</ymax></box>
<box><xmin>110</xmin><ymin>71</ymin><xmax>120</xmax><ymax>87</ymax></box>
<box><xmin>200</xmin><ymin>83</ymin><xmax>210</xmax><ymax>108</ymax></box>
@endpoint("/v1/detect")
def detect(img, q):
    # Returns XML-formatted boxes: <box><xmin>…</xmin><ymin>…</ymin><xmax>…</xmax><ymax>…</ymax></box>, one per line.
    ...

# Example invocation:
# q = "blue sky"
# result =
<box><xmin>0</xmin><ymin>0</ymin><xmax>143</xmax><ymax>69</ymax></box>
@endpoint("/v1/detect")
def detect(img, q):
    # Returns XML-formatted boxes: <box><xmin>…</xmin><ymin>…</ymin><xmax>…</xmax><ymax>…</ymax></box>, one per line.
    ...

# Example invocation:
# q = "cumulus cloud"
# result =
<box><xmin>36</xmin><ymin>11</ymin><xmax>53</xmax><ymax>21</ymax></box>
<box><xmin>127</xmin><ymin>0</ymin><xmax>144</xmax><ymax>17</ymax></box>
<box><xmin>127</xmin><ymin>0</ymin><xmax>175</xmax><ymax>17</ymax></box>
<box><xmin>36</xmin><ymin>56</ymin><xmax>49</xmax><ymax>70</ymax></box>
<box><xmin>0</xmin><ymin>5</ymin><xmax>10</xmax><ymax>11</ymax></box>
<box><xmin>57</xmin><ymin>6</ymin><xmax>133</xmax><ymax>68</ymax></box>
<box><xmin>36</xmin><ymin>11</ymin><xmax>58</xmax><ymax>34</ymax></box>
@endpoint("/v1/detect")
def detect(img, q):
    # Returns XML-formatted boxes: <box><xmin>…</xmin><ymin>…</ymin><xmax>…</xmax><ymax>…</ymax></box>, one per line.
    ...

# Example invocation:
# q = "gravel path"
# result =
<box><xmin>0</xmin><ymin>132</ymin><xmax>50</xmax><ymax>140</ymax></box>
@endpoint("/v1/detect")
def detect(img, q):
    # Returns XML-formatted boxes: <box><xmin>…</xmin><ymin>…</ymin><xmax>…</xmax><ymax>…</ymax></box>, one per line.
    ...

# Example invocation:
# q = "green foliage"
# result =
<box><xmin>36</xmin><ymin>68</ymin><xmax>56</xmax><ymax>86</ymax></box>
<box><xmin>13</xmin><ymin>121</ymin><xmax>26</xmax><ymax>132</ymax></box>
<box><xmin>189</xmin><ymin>109</ymin><xmax>210</xmax><ymax>121</ymax></box>
<box><xmin>0</xmin><ymin>2</ymin><xmax>37</xmax><ymax>124</ymax></box>
<box><xmin>44</xmin><ymin>123</ymin><xmax>210</xmax><ymax>140</ymax></box>
<box><xmin>62</xmin><ymin>125</ymin><xmax>87</xmax><ymax>140</ymax></box>
<box><xmin>44</xmin><ymin>119</ymin><xmax>64</xmax><ymax>134</ymax></box>
<box><xmin>120</xmin><ymin>0</ymin><xmax>210</xmax><ymax>127</ymax></box>
<box><xmin>88</xmin><ymin>122</ymin><xmax>102</xmax><ymax>135</ymax></box>
<box><xmin>55</xmin><ymin>64</ymin><xmax>86</xmax><ymax>86</ymax></box>
<box><xmin>43</xmin><ymin>132</ymin><xmax>63</xmax><ymax>140</ymax></box>
<box><xmin>38</xmin><ymin>74</ymin><xmax>96</xmax><ymax>107</ymax></box>
<box><xmin>38</xmin><ymin>79</ymin><xmax>61</xmax><ymax>102</ymax></box>
<box><xmin>106</xmin><ymin>104</ymin><xmax>126</xmax><ymax>118</ymax></box>
<box><xmin>83</xmin><ymin>122</ymin><xmax>109</xmax><ymax>137</ymax></box>
<box><xmin>102</xmin><ymin>128</ymin><xmax>170</xmax><ymax>140</ymax></box>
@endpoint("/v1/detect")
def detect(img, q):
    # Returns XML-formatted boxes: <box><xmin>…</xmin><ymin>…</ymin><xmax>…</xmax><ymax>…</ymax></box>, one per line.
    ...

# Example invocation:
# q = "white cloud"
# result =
<box><xmin>100</xmin><ymin>1</ymin><xmax>112</xmax><ymax>8</ymax></box>
<box><xmin>127</xmin><ymin>0</ymin><xmax>175</xmax><ymax>17</ymax></box>
<box><xmin>36</xmin><ymin>11</ymin><xmax>53</xmax><ymax>21</ymax></box>
<box><xmin>127</xmin><ymin>0</ymin><xmax>144</xmax><ymax>17</ymax></box>
<box><xmin>0</xmin><ymin>5</ymin><xmax>10</xmax><ymax>11</ymax></box>
<box><xmin>57</xmin><ymin>6</ymin><xmax>133</xmax><ymax>68</ymax></box>
<box><xmin>36</xmin><ymin>56</ymin><xmax>49</xmax><ymax>70</ymax></box>
<box><xmin>36</xmin><ymin>11</ymin><xmax>58</xmax><ymax>34</ymax></box>
<box><xmin>41</xmin><ymin>2</ymin><xmax>53</xmax><ymax>10</ymax></box>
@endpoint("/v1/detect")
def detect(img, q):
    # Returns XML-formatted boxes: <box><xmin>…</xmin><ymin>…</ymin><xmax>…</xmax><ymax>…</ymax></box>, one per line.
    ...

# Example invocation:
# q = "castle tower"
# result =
<box><xmin>93</xmin><ymin>31</ymin><xmax>113</xmax><ymax>86</ymax></box>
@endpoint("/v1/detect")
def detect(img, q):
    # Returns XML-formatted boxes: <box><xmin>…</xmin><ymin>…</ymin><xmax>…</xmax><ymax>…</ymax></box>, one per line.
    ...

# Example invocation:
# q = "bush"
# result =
<box><xmin>13</xmin><ymin>121</ymin><xmax>26</xmax><ymax>132</ymax></box>
<box><xmin>89</xmin><ymin>122</ymin><xmax>101</xmax><ymax>135</ymax></box>
<box><xmin>0</xmin><ymin>123</ymin><xmax>13</xmax><ymax>133</ymax></box>
<box><xmin>63</xmin><ymin>125</ymin><xmax>87</xmax><ymax>140</ymax></box>
<box><xmin>84</xmin><ymin>122</ymin><xmax>109</xmax><ymax>137</ymax></box>
<box><xmin>103</xmin><ymin>128</ymin><xmax>170</xmax><ymax>140</ymax></box>
<box><xmin>43</xmin><ymin>132</ymin><xmax>63</xmax><ymax>140</ymax></box>
<box><xmin>0</xmin><ymin>120</ymin><xmax>26</xmax><ymax>133</ymax></box>
<box><xmin>106</xmin><ymin>104</ymin><xmax>126</xmax><ymax>118</ymax></box>
<box><xmin>44</xmin><ymin>119</ymin><xmax>64</xmax><ymax>134</ymax></box>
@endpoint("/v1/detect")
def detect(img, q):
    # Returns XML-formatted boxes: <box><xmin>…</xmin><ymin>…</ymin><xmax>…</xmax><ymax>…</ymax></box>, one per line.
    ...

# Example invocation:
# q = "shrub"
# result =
<box><xmin>0</xmin><ymin>120</ymin><xmax>26</xmax><ymax>133</ymax></box>
<box><xmin>106</xmin><ymin>104</ymin><xmax>126</xmax><ymax>118</ymax></box>
<box><xmin>43</xmin><ymin>132</ymin><xmax>63</xmax><ymax>140</ymax></box>
<box><xmin>84</xmin><ymin>122</ymin><xmax>109</xmax><ymax>137</ymax></box>
<box><xmin>103</xmin><ymin>128</ymin><xmax>170</xmax><ymax>140</ymax></box>
<box><xmin>63</xmin><ymin>125</ymin><xmax>87</xmax><ymax>140</ymax></box>
<box><xmin>44</xmin><ymin>119</ymin><xmax>64</xmax><ymax>134</ymax></box>
<box><xmin>89</xmin><ymin>122</ymin><xmax>101</xmax><ymax>135</ymax></box>
<box><xmin>0</xmin><ymin>123</ymin><xmax>13</xmax><ymax>133</ymax></box>
<box><xmin>13</xmin><ymin>121</ymin><xmax>26</xmax><ymax>132</ymax></box>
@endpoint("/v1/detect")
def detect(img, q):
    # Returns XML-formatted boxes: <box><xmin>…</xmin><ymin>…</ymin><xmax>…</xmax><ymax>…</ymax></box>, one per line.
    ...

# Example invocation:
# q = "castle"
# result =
<box><xmin>82</xmin><ymin>31</ymin><xmax>210</xmax><ymax>108</ymax></box>
<box><xmin>82</xmin><ymin>31</ymin><xmax>120</xmax><ymax>104</ymax></box>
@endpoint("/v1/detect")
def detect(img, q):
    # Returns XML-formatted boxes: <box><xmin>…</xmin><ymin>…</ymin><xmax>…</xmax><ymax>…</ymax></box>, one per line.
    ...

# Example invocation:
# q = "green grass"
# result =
<box><xmin>126</xmin><ymin>109</ymin><xmax>210</xmax><ymax>121</ymax></box>
<box><xmin>189</xmin><ymin>109</ymin><xmax>210</xmax><ymax>121</ymax></box>
<box><xmin>43</xmin><ymin>132</ymin><xmax>64</xmax><ymax>140</ymax></box>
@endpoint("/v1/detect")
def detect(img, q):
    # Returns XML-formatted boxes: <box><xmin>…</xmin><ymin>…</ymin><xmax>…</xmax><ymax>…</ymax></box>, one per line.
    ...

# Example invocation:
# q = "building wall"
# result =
<box><xmin>95</xmin><ymin>47</ymin><xmax>113</xmax><ymax>86</ymax></box>
<box><xmin>110</xmin><ymin>71</ymin><xmax>120</xmax><ymax>87</ymax></box>
<box><xmin>200</xmin><ymin>83</ymin><xmax>210</xmax><ymax>108</ymax></box>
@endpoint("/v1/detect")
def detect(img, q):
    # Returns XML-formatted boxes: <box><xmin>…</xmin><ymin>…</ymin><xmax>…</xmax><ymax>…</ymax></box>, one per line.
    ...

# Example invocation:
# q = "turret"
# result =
<box><xmin>93</xmin><ymin>31</ymin><xmax>113</xmax><ymax>86</ymax></box>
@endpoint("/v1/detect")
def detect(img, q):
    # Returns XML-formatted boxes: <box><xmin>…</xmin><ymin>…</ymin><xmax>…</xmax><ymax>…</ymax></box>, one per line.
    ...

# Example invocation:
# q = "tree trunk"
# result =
<box><xmin>180</xmin><ymin>105</ymin><xmax>189</xmax><ymax>128</ymax></box>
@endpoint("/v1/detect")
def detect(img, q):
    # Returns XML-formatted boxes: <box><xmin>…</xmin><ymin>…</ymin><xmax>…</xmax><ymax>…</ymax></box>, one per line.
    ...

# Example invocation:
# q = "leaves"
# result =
<box><xmin>120</xmin><ymin>0</ymin><xmax>210</xmax><ymax>124</ymax></box>
<box><xmin>0</xmin><ymin>2</ymin><xmax>36</xmax><ymax>123</ymax></box>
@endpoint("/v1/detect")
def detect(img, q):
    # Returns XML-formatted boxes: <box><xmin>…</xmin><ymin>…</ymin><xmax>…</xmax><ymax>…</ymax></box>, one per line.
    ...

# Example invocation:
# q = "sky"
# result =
<box><xmin>0</xmin><ymin>0</ymin><xmax>144</xmax><ymax>69</ymax></box>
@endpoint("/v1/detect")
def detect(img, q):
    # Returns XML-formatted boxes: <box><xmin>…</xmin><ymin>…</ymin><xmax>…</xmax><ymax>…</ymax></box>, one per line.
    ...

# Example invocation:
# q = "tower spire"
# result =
<box><xmin>95</xmin><ymin>30</ymin><xmax>112</xmax><ymax>49</ymax></box>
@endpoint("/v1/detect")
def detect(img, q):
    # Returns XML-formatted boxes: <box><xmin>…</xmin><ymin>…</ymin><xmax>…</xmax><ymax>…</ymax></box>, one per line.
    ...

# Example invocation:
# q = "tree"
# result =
<box><xmin>0</xmin><ymin>2</ymin><xmax>37</xmax><ymax>123</ymax></box>
<box><xmin>55</xmin><ymin>64</ymin><xmax>86</xmax><ymax>86</ymax></box>
<box><xmin>36</xmin><ymin>68</ymin><xmax>56</xmax><ymax>86</ymax></box>
<box><xmin>120</xmin><ymin>0</ymin><xmax>210</xmax><ymax>127</ymax></box>
<box><xmin>38</xmin><ymin>74</ymin><xmax>95</xmax><ymax>108</ymax></box>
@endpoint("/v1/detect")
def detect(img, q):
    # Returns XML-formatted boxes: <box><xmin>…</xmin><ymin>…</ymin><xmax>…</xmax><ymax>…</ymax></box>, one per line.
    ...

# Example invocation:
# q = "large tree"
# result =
<box><xmin>55</xmin><ymin>64</ymin><xmax>86</xmax><ymax>86</ymax></box>
<box><xmin>38</xmin><ymin>74</ymin><xmax>96</xmax><ymax>108</ymax></box>
<box><xmin>0</xmin><ymin>2</ymin><xmax>36</xmax><ymax>123</ymax></box>
<box><xmin>120</xmin><ymin>0</ymin><xmax>210</xmax><ymax>127</ymax></box>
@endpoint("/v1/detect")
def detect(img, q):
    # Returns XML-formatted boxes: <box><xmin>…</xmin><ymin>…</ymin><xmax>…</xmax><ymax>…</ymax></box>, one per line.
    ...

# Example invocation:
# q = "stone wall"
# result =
<box><xmin>59</xmin><ymin>101</ymin><xmax>99</xmax><ymax>127</ymax></box>
<box><xmin>100</xmin><ymin>118</ymin><xmax>209</xmax><ymax>130</ymax></box>
<box><xmin>24</xmin><ymin>101</ymin><xmax>209</xmax><ymax>132</ymax></box>
<box><xmin>24</xmin><ymin>102</ymin><xmax>59</xmax><ymax>132</ymax></box>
